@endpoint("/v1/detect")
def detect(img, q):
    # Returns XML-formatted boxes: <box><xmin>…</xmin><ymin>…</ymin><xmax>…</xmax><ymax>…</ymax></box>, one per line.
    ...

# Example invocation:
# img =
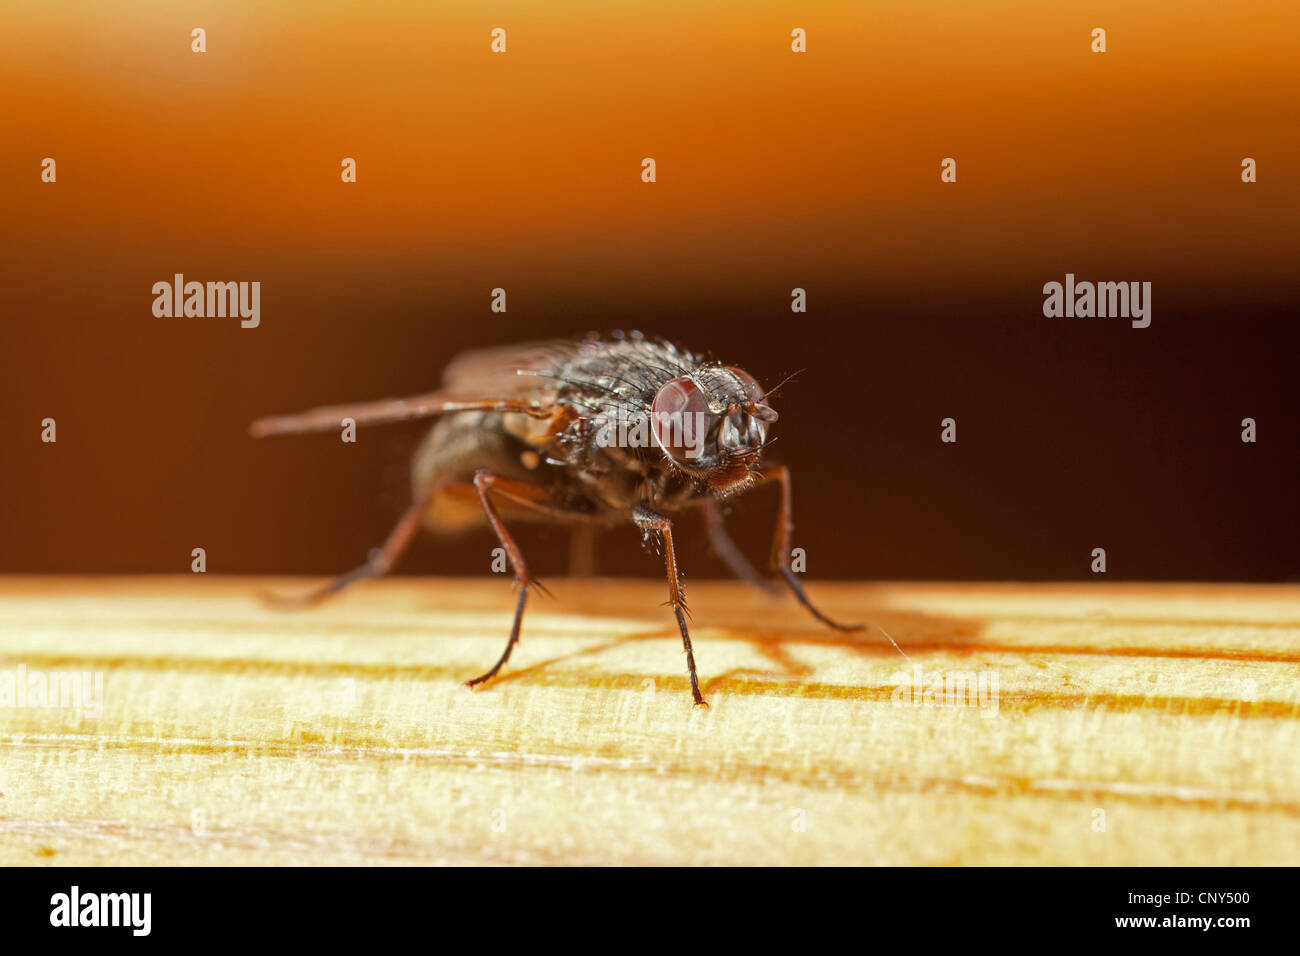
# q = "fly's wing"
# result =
<box><xmin>249</xmin><ymin>340</ymin><xmax>581</xmax><ymax>438</ymax></box>
<box><xmin>437</xmin><ymin>339</ymin><xmax>577</xmax><ymax>399</ymax></box>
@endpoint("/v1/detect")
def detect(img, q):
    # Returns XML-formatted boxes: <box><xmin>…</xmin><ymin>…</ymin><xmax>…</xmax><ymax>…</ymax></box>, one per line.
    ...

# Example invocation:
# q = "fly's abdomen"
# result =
<box><xmin>413</xmin><ymin>411</ymin><xmax>569</xmax><ymax>533</ymax></box>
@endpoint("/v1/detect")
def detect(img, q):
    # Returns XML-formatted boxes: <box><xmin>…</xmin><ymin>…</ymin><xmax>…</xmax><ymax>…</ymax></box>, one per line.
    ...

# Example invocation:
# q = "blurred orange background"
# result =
<box><xmin>2</xmin><ymin>1</ymin><xmax>1297</xmax><ymax>579</ymax></box>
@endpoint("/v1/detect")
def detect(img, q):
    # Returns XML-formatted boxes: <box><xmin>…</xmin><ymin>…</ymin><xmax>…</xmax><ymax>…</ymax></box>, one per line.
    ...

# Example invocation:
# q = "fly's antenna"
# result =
<box><xmin>760</xmin><ymin>368</ymin><xmax>804</xmax><ymax>403</ymax></box>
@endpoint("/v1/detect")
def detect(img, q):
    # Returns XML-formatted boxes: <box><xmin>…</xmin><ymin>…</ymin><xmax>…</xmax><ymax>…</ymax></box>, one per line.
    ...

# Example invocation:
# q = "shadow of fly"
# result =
<box><xmin>250</xmin><ymin>331</ymin><xmax>860</xmax><ymax>705</ymax></box>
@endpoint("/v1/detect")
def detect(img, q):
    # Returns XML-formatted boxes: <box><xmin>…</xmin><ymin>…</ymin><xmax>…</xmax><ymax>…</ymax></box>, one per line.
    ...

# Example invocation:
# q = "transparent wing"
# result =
<box><xmin>438</xmin><ymin>339</ymin><xmax>579</xmax><ymax>397</ymax></box>
<box><xmin>248</xmin><ymin>340</ymin><xmax>582</xmax><ymax>438</ymax></box>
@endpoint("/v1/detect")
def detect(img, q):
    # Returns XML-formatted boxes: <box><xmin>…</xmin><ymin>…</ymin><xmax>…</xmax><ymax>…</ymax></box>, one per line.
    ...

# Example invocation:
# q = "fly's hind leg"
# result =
<box><xmin>264</xmin><ymin>486</ymin><xmax>436</xmax><ymax>608</ymax></box>
<box><xmin>634</xmin><ymin>504</ymin><xmax>707</xmax><ymax>707</ymax></box>
<box><xmin>465</xmin><ymin>470</ymin><xmax>552</xmax><ymax>689</ymax></box>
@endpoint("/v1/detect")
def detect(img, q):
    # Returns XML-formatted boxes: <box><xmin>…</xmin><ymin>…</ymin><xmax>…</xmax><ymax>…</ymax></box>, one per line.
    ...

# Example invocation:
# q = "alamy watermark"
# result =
<box><xmin>592</xmin><ymin>410</ymin><xmax>710</xmax><ymax>459</ymax></box>
<box><xmin>152</xmin><ymin>273</ymin><xmax>260</xmax><ymax>328</ymax></box>
<box><xmin>50</xmin><ymin>886</ymin><xmax>150</xmax><ymax>936</ymax></box>
<box><xmin>1043</xmin><ymin>273</ymin><xmax>1151</xmax><ymax>328</ymax></box>
<box><xmin>0</xmin><ymin>664</ymin><xmax>104</xmax><ymax>718</ymax></box>
<box><xmin>890</xmin><ymin>665</ymin><xmax>999</xmax><ymax>717</ymax></box>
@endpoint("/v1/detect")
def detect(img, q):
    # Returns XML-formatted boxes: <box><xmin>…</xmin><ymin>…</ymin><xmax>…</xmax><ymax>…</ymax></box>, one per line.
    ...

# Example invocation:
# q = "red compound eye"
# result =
<box><xmin>652</xmin><ymin>376</ymin><xmax>711</xmax><ymax>461</ymax></box>
<box><xmin>725</xmin><ymin>366</ymin><xmax>765</xmax><ymax>404</ymax></box>
<box><xmin>726</xmin><ymin>366</ymin><xmax>777</xmax><ymax>423</ymax></box>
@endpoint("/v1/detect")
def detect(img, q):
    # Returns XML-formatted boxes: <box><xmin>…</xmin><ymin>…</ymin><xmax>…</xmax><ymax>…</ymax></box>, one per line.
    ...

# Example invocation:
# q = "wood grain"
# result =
<box><xmin>1</xmin><ymin>576</ymin><xmax>1298</xmax><ymax>865</ymax></box>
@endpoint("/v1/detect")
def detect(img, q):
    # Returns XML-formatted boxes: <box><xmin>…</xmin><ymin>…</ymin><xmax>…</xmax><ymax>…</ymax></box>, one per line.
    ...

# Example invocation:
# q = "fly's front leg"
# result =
<box><xmin>633</xmin><ymin>504</ymin><xmax>707</xmax><ymax>706</ymax></box>
<box><xmin>466</xmin><ymin>470</ymin><xmax>551</xmax><ymax>689</ymax></box>
<box><xmin>760</xmin><ymin>465</ymin><xmax>863</xmax><ymax>632</ymax></box>
<box><xmin>702</xmin><ymin>499</ymin><xmax>780</xmax><ymax>594</ymax></box>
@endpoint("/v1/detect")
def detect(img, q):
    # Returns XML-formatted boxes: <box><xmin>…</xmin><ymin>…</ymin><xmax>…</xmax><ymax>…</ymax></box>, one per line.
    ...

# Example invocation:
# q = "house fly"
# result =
<box><xmin>250</xmin><ymin>331</ymin><xmax>861</xmax><ymax>705</ymax></box>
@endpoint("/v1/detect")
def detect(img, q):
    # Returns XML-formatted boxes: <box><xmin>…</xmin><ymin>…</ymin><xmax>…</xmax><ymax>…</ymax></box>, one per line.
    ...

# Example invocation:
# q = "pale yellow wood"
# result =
<box><xmin>1</xmin><ymin>577</ymin><xmax>1297</xmax><ymax>865</ymax></box>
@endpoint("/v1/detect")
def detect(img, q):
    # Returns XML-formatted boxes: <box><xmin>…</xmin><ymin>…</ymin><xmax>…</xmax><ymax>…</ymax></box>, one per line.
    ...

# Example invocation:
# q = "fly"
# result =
<box><xmin>250</xmin><ymin>330</ymin><xmax>861</xmax><ymax>705</ymax></box>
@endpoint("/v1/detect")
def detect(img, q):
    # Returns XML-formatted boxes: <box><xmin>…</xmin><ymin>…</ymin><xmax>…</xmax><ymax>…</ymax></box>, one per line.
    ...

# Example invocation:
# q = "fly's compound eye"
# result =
<box><xmin>725</xmin><ymin>366</ymin><xmax>764</xmax><ymax>403</ymax></box>
<box><xmin>652</xmin><ymin>376</ymin><xmax>712</xmax><ymax>461</ymax></box>
<box><xmin>725</xmin><ymin>366</ymin><xmax>778</xmax><ymax>423</ymax></box>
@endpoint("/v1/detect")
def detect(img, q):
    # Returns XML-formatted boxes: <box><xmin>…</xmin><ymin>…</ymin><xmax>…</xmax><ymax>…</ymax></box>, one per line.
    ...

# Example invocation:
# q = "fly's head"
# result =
<box><xmin>649</xmin><ymin>364</ymin><xmax>778</xmax><ymax>496</ymax></box>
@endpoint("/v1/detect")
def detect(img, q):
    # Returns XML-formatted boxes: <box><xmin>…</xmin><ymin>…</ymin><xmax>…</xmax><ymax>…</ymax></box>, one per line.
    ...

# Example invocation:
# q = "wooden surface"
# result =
<box><xmin>1</xmin><ymin>576</ymin><xmax>1297</xmax><ymax>865</ymax></box>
